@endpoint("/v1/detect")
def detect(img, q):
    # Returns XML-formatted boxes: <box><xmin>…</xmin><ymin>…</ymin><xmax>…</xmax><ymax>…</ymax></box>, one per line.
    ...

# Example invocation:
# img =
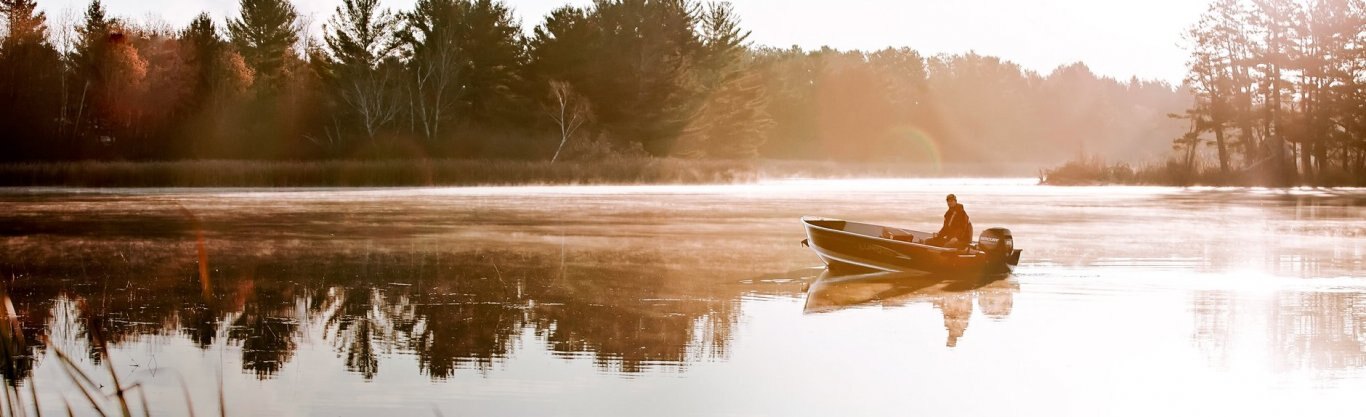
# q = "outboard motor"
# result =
<box><xmin>977</xmin><ymin>228</ymin><xmax>1014</xmax><ymax>258</ymax></box>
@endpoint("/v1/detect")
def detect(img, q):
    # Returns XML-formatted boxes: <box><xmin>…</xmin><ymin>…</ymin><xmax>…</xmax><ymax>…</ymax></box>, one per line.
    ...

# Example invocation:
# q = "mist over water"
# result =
<box><xmin>1</xmin><ymin>180</ymin><xmax>1363</xmax><ymax>416</ymax></box>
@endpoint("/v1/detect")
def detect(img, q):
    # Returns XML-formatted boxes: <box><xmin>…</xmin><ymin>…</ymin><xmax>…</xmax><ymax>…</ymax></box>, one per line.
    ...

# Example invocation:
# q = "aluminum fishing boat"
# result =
<box><xmin>801</xmin><ymin>216</ymin><xmax>1022</xmax><ymax>274</ymax></box>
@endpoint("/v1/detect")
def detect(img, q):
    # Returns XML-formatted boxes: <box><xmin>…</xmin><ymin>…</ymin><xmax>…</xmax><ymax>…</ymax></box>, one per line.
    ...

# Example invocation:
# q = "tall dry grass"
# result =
<box><xmin>0</xmin><ymin>159</ymin><xmax>1026</xmax><ymax>188</ymax></box>
<box><xmin>1039</xmin><ymin>157</ymin><xmax>1364</xmax><ymax>187</ymax></box>
<box><xmin>0</xmin><ymin>159</ymin><xmax>756</xmax><ymax>187</ymax></box>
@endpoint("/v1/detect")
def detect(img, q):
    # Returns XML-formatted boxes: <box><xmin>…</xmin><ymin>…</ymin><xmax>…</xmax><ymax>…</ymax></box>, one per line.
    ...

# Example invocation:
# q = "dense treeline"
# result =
<box><xmin>0</xmin><ymin>0</ymin><xmax>1188</xmax><ymax>166</ymax></box>
<box><xmin>753</xmin><ymin>50</ymin><xmax>1188</xmax><ymax>164</ymax></box>
<box><xmin>1176</xmin><ymin>0</ymin><xmax>1366</xmax><ymax>184</ymax></box>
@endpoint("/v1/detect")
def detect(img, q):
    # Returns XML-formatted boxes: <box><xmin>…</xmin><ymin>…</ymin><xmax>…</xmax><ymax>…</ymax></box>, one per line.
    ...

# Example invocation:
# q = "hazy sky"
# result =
<box><xmin>37</xmin><ymin>0</ymin><xmax>1216</xmax><ymax>83</ymax></box>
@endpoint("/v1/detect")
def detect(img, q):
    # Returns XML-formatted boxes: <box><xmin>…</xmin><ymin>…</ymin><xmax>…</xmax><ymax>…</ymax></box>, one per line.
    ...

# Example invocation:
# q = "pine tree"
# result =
<box><xmin>181</xmin><ymin>14</ymin><xmax>255</xmax><ymax>157</ymax></box>
<box><xmin>1295</xmin><ymin>0</ymin><xmax>1356</xmax><ymax>178</ymax></box>
<box><xmin>1184</xmin><ymin>0</ymin><xmax>1250</xmax><ymax>174</ymax></box>
<box><xmin>580</xmin><ymin>0</ymin><xmax>703</xmax><ymax>155</ymax></box>
<box><xmin>1245</xmin><ymin>0</ymin><xmax>1301</xmax><ymax>181</ymax></box>
<box><xmin>400</xmin><ymin>0</ymin><xmax>525</xmax><ymax>145</ymax></box>
<box><xmin>674</xmin><ymin>2</ymin><xmax>771</xmax><ymax>159</ymax></box>
<box><xmin>451</xmin><ymin>0</ymin><xmax>526</xmax><ymax>128</ymax></box>
<box><xmin>325</xmin><ymin>0</ymin><xmax>399</xmax><ymax>69</ymax></box>
<box><xmin>400</xmin><ymin>0</ymin><xmax>462</xmax><ymax>142</ymax></box>
<box><xmin>0</xmin><ymin>0</ymin><xmax>46</xmax><ymax>46</ymax></box>
<box><xmin>69</xmin><ymin>0</ymin><xmax>121</xmax><ymax>142</ymax></box>
<box><xmin>0</xmin><ymin>0</ymin><xmax>63</xmax><ymax>160</ymax></box>
<box><xmin>228</xmin><ymin>0</ymin><xmax>298</xmax><ymax>89</ymax></box>
<box><xmin>73</xmin><ymin>0</ymin><xmax>112</xmax><ymax>78</ymax></box>
<box><xmin>323</xmin><ymin>0</ymin><xmax>402</xmax><ymax>141</ymax></box>
<box><xmin>183</xmin><ymin>13</ymin><xmax>227</xmax><ymax>102</ymax></box>
<box><xmin>1343</xmin><ymin>0</ymin><xmax>1366</xmax><ymax>177</ymax></box>
<box><xmin>527</xmin><ymin>6</ymin><xmax>595</xmax><ymax>90</ymax></box>
<box><xmin>695</xmin><ymin>1</ymin><xmax>747</xmax><ymax>81</ymax></box>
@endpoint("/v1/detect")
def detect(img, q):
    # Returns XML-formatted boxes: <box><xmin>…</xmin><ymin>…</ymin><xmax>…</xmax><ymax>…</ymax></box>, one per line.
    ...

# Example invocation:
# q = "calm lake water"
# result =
<box><xmin>1</xmin><ymin>180</ymin><xmax>1363</xmax><ymax>416</ymax></box>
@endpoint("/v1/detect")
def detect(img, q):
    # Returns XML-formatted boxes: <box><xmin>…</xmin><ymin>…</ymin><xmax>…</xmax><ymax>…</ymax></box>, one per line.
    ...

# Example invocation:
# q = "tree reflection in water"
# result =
<box><xmin>0</xmin><ymin>242</ymin><xmax>758</xmax><ymax>383</ymax></box>
<box><xmin>1</xmin><ymin>188</ymin><xmax>1361</xmax><ymax>391</ymax></box>
<box><xmin>1193</xmin><ymin>289</ymin><xmax>1366</xmax><ymax>373</ymax></box>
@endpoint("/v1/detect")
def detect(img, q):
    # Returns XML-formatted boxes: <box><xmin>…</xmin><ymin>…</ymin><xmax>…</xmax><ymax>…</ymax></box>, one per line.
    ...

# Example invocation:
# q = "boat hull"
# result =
<box><xmin>802</xmin><ymin>216</ymin><xmax>1021</xmax><ymax>275</ymax></box>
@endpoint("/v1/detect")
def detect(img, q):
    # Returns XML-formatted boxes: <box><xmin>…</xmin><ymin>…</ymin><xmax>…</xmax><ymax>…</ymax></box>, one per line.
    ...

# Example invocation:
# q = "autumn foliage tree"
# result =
<box><xmin>228</xmin><ymin>0</ymin><xmax>321</xmax><ymax>159</ymax></box>
<box><xmin>228</xmin><ymin>0</ymin><xmax>298</xmax><ymax>90</ymax></box>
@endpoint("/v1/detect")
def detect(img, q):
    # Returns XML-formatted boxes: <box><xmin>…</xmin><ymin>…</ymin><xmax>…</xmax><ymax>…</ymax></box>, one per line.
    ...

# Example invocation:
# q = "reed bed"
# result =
<box><xmin>1038</xmin><ymin>157</ymin><xmax>1365</xmax><ymax>187</ymax></box>
<box><xmin>0</xmin><ymin>159</ymin><xmax>743</xmax><ymax>187</ymax></box>
<box><xmin>0</xmin><ymin>159</ymin><xmax>1023</xmax><ymax>188</ymax></box>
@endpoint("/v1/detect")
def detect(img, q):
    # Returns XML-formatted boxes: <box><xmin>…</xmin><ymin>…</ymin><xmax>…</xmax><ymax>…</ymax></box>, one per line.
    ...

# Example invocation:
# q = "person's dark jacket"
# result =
<box><xmin>937</xmin><ymin>203</ymin><xmax>972</xmax><ymax>242</ymax></box>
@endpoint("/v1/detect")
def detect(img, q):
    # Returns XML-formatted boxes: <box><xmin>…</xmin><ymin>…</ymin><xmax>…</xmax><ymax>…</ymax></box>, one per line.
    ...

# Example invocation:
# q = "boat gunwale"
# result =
<box><xmin>800</xmin><ymin>215</ymin><xmax>960</xmax><ymax>254</ymax></box>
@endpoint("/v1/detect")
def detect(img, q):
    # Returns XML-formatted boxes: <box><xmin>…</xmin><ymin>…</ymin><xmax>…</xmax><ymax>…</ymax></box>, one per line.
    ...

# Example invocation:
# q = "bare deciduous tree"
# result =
<box><xmin>341</xmin><ymin>61</ymin><xmax>404</xmax><ymax>140</ymax></box>
<box><xmin>547</xmin><ymin>80</ymin><xmax>590</xmax><ymax>162</ymax></box>
<box><xmin>407</xmin><ymin>41</ymin><xmax>458</xmax><ymax>142</ymax></box>
<box><xmin>323</xmin><ymin>0</ymin><xmax>403</xmax><ymax>141</ymax></box>
<box><xmin>52</xmin><ymin>7</ymin><xmax>78</xmax><ymax>139</ymax></box>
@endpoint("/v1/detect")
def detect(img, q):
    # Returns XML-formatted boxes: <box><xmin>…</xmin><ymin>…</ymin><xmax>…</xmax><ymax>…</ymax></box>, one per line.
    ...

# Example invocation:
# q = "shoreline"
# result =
<box><xmin>2</xmin><ymin>158</ymin><xmax>1359</xmax><ymax>189</ymax></box>
<box><xmin>0</xmin><ymin>159</ymin><xmax>1038</xmax><ymax>188</ymax></box>
<box><xmin>1038</xmin><ymin>159</ymin><xmax>1366</xmax><ymax>188</ymax></box>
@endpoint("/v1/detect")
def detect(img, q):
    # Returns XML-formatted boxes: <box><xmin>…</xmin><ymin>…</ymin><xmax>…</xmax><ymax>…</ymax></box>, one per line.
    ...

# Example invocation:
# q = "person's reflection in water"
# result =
<box><xmin>934</xmin><ymin>292</ymin><xmax>974</xmax><ymax>347</ymax></box>
<box><xmin>804</xmin><ymin>271</ymin><xmax>1019</xmax><ymax>348</ymax></box>
<box><xmin>930</xmin><ymin>279</ymin><xmax>1016</xmax><ymax>347</ymax></box>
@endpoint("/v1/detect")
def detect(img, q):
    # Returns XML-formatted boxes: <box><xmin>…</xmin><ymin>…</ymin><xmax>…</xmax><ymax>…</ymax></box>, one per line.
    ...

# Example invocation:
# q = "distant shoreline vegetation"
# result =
<box><xmin>1</xmin><ymin>0</ymin><xmax>1190</xmax><ymax>174</ymax></box>
<box><xmin>1039</xmin><ymin>157</ymin><xmax>1364</xmax><ymax>187</ymax></box>
<box><xmin>1</xmin><ymin>0</ymin><xmax>1362</xmax><ymax>187</ymax></box>
<box><xmin>1039</xmin><ymin>0</ymin><xmax>1366</xmax><ymax>188</ymax></box>
<box><xmin>4</xmin><ymin>158</ymin><xmax>1356</xmax><ymax>188</ymax></box>
<box><xmin>0</xmin><ymin>159</ymin><xmax>1036</xmax><ymax>188</ymax></box>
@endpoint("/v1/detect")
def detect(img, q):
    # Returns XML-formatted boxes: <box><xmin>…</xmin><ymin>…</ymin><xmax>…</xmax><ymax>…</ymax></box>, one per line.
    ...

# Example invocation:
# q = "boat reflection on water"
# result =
<box><xmin>804</xmin><ymin>270</ymin><xmax>1019</xmax><ymax>347</ymax></box>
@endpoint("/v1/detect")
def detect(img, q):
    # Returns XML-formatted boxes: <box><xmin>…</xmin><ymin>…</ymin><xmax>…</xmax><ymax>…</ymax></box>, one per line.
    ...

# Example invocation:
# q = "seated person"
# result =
<box><xmin>926</xmin><ymin>194</ymin><xmax>972</xmax><ymax>249</ymax></box>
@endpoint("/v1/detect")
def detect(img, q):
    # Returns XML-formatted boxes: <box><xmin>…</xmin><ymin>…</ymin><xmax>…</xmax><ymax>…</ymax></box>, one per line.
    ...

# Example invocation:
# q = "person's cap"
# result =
<box><xmin>946</xmin><ymin>194</ymin><xmax>957</xmax><ymax>201</ymax></box>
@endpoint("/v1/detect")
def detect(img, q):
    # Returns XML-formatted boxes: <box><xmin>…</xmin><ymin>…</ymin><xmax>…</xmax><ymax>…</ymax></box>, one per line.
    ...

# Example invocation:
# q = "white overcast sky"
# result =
<box><xmin>36</xmin><ymin>0</ymin><xmax>1215</xmax><ymax>83</ymax></box>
